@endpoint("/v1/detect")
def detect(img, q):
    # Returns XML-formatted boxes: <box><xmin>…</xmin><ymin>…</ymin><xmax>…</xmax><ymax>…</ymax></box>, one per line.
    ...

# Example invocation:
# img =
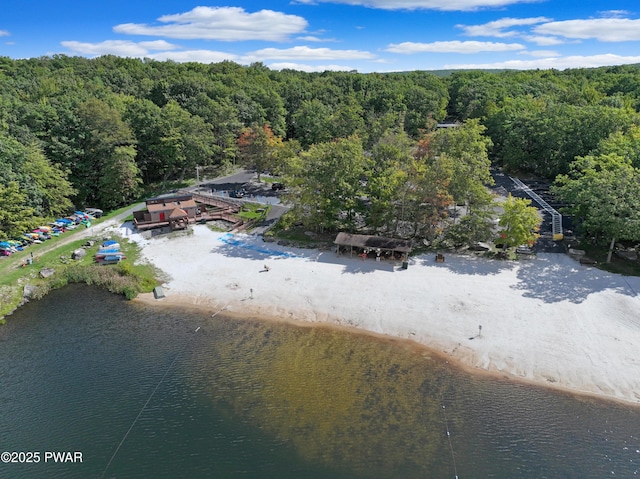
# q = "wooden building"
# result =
<box><xmin>134</xmin><ymin>195</ymin><xmax>198</xmax><ymax>231</ymax></box>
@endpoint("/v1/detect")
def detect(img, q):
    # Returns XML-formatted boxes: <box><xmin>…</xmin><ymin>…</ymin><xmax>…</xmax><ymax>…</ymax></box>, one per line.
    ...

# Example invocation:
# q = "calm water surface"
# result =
<box><xmin>0</xmin><ymin>284</ymin><xmax>639</xmax><ymax>478</ymax></box>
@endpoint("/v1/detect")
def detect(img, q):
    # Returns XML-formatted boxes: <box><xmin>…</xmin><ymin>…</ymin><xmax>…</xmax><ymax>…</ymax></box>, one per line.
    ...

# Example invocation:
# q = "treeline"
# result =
<box><xmin>1</xmin><ymin>55</ymin><xmax>640</xmax><ymax>245</ymax></box>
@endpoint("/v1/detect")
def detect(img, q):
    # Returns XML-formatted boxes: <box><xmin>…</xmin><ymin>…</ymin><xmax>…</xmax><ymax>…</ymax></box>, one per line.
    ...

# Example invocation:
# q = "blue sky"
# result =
<box><xmin>3</xmin><ymin>0</ymin><xmax>640</xmax><ymax>72</ymax></box>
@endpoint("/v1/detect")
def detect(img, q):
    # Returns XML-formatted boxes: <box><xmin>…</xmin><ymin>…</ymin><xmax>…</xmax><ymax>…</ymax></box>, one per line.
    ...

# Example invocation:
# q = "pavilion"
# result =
<box><xmin>334</xmin><ymin>232</ymin><xmax>412</xmax><ymax>261</ymax></box>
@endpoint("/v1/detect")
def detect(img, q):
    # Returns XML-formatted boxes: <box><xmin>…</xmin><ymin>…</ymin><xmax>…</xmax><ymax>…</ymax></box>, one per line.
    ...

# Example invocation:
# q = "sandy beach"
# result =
<box><xmin>124</xmin><ymin>224</ymin><xmax>640</xmax><ymax>405</ymax></box>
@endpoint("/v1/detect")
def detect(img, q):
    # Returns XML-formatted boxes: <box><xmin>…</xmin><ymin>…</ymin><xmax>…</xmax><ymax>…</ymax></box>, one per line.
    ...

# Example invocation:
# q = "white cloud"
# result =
<box><xmin>139</xmin><ymin>40</ymin><xmax>180</xmax><ymax>51</ymax></box>
<box><xmin>457</xmin><ymin>16</ymin><xmax>551</xmax><ymax>37</ymax></box>
<box><xmin>268</xmin><ymin>62</ymin><xmax>356</xmax><ymax>72</ymax></box>
<box><xmin>520</xmin><ymin>49</ymin><xmax>560</xmax><ymax>57</ymax></box>
<box><xmin>244</xmin><ymin>46</ymin><xmax>375</xmax><ymax>61</ymax></box>
<box><xmin>59</xmin><ymin>40</ymin><xmax>371</xmax><ymax>66</ymax></box>
<box><xmin>444</xmin><ymin>53</ymin><xmax>640</xmax><ymax>70</ymax></box>
<box><xmin>296</xmin><ymin>35</ymin><xmax>338</xmax><ymax>42</ymax></box>
<box><xmin>535</xmin><ymin>18</ymin><xmax>640</xmax><ymax>42</ymax></box>
<box><xmin>113</xmin><ymin>6</ymin><xmax>308</xmax><ymax>42</ymax></box>
<box><xmin>61</xmin><ymin>40</ymin><xmax>180</xmax><ymax>56</ymax></box>
<box><xmin>0</xmin><ymin>30</ymin><xmax>9</xmax><ymax>37</ymax></box>
<box><xmin>290</xmin><ymin>0</ymin><xmax>538</xmax><ymax>11</ymax></box>
<box><xmin>520</xmin><ymin>34</ymin><xmax>565</xmax><ymax>46</ymax></box>
<box><xmin>598</xmin><ymin>10</ymin><xmax>631</xmax><ymax>19</ymax></box>
<box><xmin>385</xmin><ymin>40</ymin><xmax>525</xmax><ymax>54</ymax></box>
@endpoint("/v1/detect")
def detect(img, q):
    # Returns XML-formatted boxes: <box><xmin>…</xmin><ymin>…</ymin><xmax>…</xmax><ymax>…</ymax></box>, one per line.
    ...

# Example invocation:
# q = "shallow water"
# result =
<box><xmin>0</xmin><ymin>284</ymin><xmax>639</xmax><ymax>478</ymax></box>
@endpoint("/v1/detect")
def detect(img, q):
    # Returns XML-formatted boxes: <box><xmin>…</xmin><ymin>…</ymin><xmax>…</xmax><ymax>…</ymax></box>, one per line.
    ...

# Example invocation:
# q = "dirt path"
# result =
<box><xmin>3</xmin><ymin>203</ymin><xmax>144</xmax><ymax>271</ymax></box>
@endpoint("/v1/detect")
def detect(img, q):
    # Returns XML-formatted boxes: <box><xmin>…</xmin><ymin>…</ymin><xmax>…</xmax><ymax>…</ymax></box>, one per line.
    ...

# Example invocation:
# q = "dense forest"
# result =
<box><xmin>2</xmin><ymin>55</ymin><xmax>640</xmax><ymax>247</ymax></box>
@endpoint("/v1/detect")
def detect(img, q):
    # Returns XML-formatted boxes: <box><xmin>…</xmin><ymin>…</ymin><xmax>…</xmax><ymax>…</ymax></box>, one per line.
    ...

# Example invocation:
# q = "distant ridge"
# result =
<box><xmin>382</xmin><ymin>63</ymin><xmax>640</xmax><ymax>77</ymax></box>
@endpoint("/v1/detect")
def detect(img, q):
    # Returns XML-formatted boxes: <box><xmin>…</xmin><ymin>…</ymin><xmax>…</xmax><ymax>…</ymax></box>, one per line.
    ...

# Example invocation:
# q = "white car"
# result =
<box><xmin>85</xmin><ymin>208</ymin><xmax>103</xmax><ymax>218</ymax></box>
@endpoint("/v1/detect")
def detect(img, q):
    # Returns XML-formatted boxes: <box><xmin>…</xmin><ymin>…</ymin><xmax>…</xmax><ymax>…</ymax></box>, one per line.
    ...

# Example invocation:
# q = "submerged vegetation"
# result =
<box><xmin>194</xmin><ymin>318</ymin><xmax>457</xmax><ymax>477</ymax></box>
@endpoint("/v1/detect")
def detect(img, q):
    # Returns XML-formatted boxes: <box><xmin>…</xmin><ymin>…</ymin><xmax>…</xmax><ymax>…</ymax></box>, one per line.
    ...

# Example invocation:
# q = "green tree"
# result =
<box><xmin>366</xmin><ymin>129</ymin><xmax>412</xmax><ymax>231</ymax></box>
<box><xmin>124</xmin><ymin>98</ymin><xmax>164</xmax><ymax>183</ymax></box>
<box><xmin>594</xmin><ymin>125</ymin><xmax>640</xmax><ymax>169</ymax></box>
<box><xmin>292</xmin><ymin>99</ymin><xmax>333</xmax><ymax>147</ymax></box>
<box><xmin>444</xmin><ymin>209</ymin><xmax>495</xmax><ymax>247</ymax></box>
<box><xmin>274</xmin><ymin>138</ymin><xmax>303</xmax><ymax>178</ymax></box>
<box><xmin>329</xmin><ymin>96</ymin><xmax>366</xmax><ymax>141</ymax></box>
<box><xmin>157</xmin><ymin>100</ymin><xmax>216</xmax><ymax>187</ymax></box>
<box><xmin>403</xmin><ymin>153</ymin><xmax>455</xmax><ymax>238</ymax></box>
<box><xmin>98</xmin><ymin>145</ymin><xmax>141</xmax><ymax>210</ymax></box>
<box><xmin>180</xmin><ymin>93</ymin><xmax>242</xmax><ymax>170</ymax></box>
<box><xmin>552</xmin><ymin>153</ymin><xmax>640</xmax><ymax>262</ymax></box>
<box><xmin>0</xmin><ymin>181</ymin><xmax>38</xmax><ymax>239</ymax></box>
<box><xmin>75</xmin><ymin>97</ymin><xmax>136</xmax><ymax>206</ymax></box>
<box><xmin>294</xmin><ymin>136</ymin><xmax>366</xmax><ymax>232</ymax></box>
<box><xmin>0</xmin><ymin>134</ymin><xmax>74</xmax><ymax>217</ymax></box>
<box><xmin>418</xmin><ymin>119</ymin><xmax>494</xmax><ymax>210</ymax></box>
<box><xmin>21</xmin><ymin>143</ymin><xmax>75</xmax><ymax>217</ymax></box>
<box><xmin>497</xmin><ymin>195</ymin><xmax>542</xmax><ymax>249</ymax></box>
<box><xmin>492</xmin><ymin>102</ymin><xmax>633</xmax><ymax>177</ymax></box>
<box><xmin>447</xmin><ymin>71</ymin><xmax>509</xmax><ymax>120</ymax></box>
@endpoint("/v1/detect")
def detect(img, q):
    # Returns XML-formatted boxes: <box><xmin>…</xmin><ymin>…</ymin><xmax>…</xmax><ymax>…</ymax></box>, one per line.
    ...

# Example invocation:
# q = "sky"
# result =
<box><xmin>2</xmin><ymin>0</ymin><xmax>640</xmax><ymax>72</ymax></box>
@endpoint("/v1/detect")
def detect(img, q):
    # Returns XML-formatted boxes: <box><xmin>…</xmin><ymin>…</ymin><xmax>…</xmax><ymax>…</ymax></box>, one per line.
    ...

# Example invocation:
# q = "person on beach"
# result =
<box><xmin>264</xmin><ymin>264</ymin><xmax>270</xmax><ymax>272</ymax></box>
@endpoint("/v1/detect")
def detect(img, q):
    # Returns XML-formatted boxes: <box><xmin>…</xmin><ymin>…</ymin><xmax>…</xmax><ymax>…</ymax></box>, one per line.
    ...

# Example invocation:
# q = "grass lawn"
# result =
<box><xmin>238</xmin><ymin>203</ymin><xmax>271</xmax><ymax>222</ymax></box>
<box><xmin>0</xmin><ymin>203</ymin><xmax>159</xmax><ymax>322</ymax></box>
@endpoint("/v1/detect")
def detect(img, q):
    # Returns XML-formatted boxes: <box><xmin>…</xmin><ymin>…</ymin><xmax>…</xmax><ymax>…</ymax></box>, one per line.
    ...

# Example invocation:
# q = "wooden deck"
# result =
<box><xmin>134</xmin><ymin>192</ymin><xmax>245</xmax><ymax>231</ymax></box>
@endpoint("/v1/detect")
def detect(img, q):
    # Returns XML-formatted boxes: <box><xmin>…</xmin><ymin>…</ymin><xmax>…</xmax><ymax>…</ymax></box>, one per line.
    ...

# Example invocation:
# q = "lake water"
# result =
<box><xmin>1</xmin><ymin>284</ymin><xmax>639</xmax><ymax>478</ymax></box>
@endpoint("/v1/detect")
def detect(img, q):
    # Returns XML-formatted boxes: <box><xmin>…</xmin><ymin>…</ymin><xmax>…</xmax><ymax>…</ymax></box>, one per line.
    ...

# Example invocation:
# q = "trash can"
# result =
<box><xmin>402</xmin><ymin>261</ymin><xmax>408</xmax><ymax>270</ymax></box>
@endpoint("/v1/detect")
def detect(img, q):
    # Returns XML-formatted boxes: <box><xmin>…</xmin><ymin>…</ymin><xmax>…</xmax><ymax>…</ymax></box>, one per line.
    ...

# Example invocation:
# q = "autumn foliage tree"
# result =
<box><xmin>237</xmin><ymin>124</ymin><xmax>283</xmax><ymax>180</ymax></box>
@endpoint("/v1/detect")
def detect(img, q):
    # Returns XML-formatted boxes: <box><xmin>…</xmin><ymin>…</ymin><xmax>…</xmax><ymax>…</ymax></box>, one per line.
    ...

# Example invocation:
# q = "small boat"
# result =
<box><xmin>96</xmin><ymin>247</ymin><xmax>120</xmax><ymax>254</ymax></box>
<box><xmin>95</xmin><ymin>251</ymin><xmax>125</xmax><ymax>260</ymax></box>
<box><xmin>96</xmin><ymin>255</ymin><xmax>124</xmax><ymax>265</ymax></box>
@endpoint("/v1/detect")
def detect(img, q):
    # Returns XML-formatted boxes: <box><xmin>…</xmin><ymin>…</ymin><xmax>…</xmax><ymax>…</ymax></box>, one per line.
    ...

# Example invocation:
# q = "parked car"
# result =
<box><xmin>516</xmin><ymin>245</ymin><xmax>534</xmax><ymax>255</ymax></box>
<box><xmin>229</xmin><ymin>188</ymin><xmax>246</xmax><ymax>198</ymax></box>
<box><xmin>85</xmin><ymin>208</ymin><xmax>103</xmax><ymax>218</ymax></box>
<box><xmin>271</xmin><ymin>182</ymin><xmax>285</xmax><ymax>191</ymax></box>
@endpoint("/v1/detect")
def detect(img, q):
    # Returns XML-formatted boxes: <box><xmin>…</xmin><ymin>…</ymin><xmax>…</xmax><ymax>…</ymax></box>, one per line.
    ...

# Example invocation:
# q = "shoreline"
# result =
<box><xmin>129</xmin><ymin>225</ymin><xmax>640</xmax><ymax>407</ymax></box>
<box><xmin>133</xmin><ymin>291</ymin><xmax>639</xmax><ymax>409</ymax></box>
